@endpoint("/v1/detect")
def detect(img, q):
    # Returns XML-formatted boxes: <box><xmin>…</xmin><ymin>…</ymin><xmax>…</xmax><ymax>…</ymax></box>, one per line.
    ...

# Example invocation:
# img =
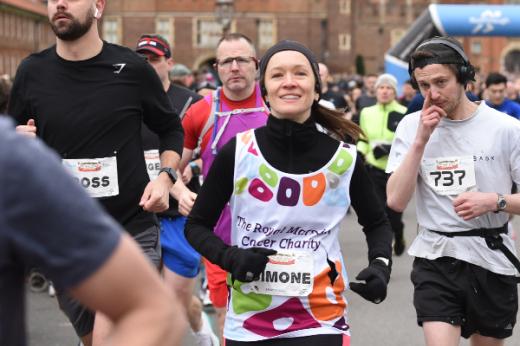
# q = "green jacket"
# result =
<box><xmin>357</xmin><ymin>100</ymin><xmax>406</xmax><ymax>170</ymax></box>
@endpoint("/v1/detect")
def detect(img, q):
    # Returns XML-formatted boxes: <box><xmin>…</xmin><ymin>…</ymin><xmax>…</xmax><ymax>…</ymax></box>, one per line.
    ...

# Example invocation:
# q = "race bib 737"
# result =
<box><xmin>421</xmin><ymin>156</ymin><xmax>477</xmax><ymax>196</ymax></box>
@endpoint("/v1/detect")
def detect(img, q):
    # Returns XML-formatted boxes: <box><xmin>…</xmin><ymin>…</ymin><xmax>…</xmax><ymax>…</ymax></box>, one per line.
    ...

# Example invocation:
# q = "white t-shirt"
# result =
<box><xmin>387</xmin><ymin>101</ymin><xmax>520</xmax><ymax>275</ymax></box>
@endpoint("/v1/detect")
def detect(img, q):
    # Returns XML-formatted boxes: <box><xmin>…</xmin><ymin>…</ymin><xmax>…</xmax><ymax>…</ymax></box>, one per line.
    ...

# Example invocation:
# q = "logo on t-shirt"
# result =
<box><xmin>113</xmin><ymin>63</ymin><xmax>126</xmax><ymax>74</ymax></box>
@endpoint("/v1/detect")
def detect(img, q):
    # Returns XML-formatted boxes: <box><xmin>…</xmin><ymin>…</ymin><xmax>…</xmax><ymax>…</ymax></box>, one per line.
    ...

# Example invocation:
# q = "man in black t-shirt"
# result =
<box><xmin>135</xmin><ymin>34</ymin><xmax>219</xmax><ymax>346</ymax></box>
<box><xmin>8</xmin><ymin>1</ymin><xmax>183</xmax><ymax>345</ymax></box>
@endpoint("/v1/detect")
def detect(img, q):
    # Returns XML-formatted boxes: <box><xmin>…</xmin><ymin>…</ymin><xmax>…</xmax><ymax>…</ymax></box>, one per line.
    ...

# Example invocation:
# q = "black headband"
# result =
<box><xmin>259</xmin><ymin>40</ymin><xmax>322</xmax><ymax>100</ymax></box>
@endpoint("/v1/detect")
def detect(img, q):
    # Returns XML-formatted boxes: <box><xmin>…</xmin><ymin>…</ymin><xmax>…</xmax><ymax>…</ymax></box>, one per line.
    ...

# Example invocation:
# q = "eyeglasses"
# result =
<box><xmin>215</xmin><ymin>56</ymin><xmax>257</xmax><ymax>68</ymax></box>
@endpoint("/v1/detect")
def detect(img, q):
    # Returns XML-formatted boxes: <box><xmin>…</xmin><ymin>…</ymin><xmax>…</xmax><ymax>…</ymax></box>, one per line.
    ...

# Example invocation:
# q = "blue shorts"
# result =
<box><xmin>160</xmin><ymin>216</ymin><xmax>201</xmax><ymax>278</ymax></box>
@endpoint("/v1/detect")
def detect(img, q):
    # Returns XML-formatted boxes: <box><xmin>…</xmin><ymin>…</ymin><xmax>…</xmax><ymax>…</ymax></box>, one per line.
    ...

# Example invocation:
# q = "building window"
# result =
<box><xmin>338</xmin><ymin>33</ymin><xmax>351</xmax><ymax>51</ymax></box>
<box><xmin>102</xmin><ymin>17</ymin><xmax>122</xmax><ymax>45</ymax></box>
<box><xmin>471</xmin><ymin>41</ymin><xmax>482</xmax><ymax>55</ymax></box>
<box><xmin>194</xmin><ymin>19</ymin><xmax>223</xmax><ymax>48</ymax></box>
<box><xmin>156</xmin><ymin>17</ymin><xmax>174</xmax><ymax>48</ymax></box>
<box><xmin>258</xmin><ymin>19</ymin><xmax>276</xmax><ymax>49</ymax></box>
<box><xmin>339</xmin><ymin>0</ymin><xmax>351</xmax><ymax>15</ymax></box>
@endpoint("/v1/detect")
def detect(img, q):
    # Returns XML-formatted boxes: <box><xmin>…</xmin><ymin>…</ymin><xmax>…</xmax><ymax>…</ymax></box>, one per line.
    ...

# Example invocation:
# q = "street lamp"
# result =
<box><xmin>215</xmin><ymin>0</ymin><xmax>234</xmax><ymax>35</ymax></box>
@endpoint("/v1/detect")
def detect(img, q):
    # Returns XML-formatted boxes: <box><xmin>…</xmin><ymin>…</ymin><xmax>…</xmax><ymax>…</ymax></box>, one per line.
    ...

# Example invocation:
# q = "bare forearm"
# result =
<box><xmin>71</xmin><ymin>235</ymin><xmax>185</xmax><ymax>345</ymax></box>
<box><xmin>160</xmin><ymin>150</ymin><xmax>180</xmax><ymax>170</ymax></box>
<box><xmin>179</xmin><ymin>148</ymin><xmax>194</xmax><ymax>171</ymax></box>
<box><xmin>503</xmin><ymin>193</ymin><xmax>520</xmax><ymax>215</ymax></box>
<box><xmin>387</xmin><ymin>141</ymin><xmax>425</xmax><ymax>212</ymax></box>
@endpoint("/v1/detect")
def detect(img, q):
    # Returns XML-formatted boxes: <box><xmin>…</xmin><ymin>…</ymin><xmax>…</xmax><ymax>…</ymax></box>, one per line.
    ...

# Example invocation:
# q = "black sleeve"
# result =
<box><xmin>185</xmin><ymin>138</ymin><xmax>236</xmax><ymax>265</ymax></box>
<box><xmin>7</xmin><ymin>59</ymin><xmax>31</xmax><ymax>124</ymax></box>
<box><xmin>349</xmin><ymin>152</ymin><xmax>393</xmax><ymax>261</ymax></box>
<box><xmin>140</xmin><ymin>61</ymin><xmax>184</xmax><ymax>157</ymax></box>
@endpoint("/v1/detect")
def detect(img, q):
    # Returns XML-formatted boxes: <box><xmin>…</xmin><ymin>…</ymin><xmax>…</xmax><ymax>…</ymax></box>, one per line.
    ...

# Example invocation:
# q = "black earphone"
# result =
<box><xmin>409</xmin><ymin>37</ymin><xmax>476</xmax><ymax>88</ymax></box>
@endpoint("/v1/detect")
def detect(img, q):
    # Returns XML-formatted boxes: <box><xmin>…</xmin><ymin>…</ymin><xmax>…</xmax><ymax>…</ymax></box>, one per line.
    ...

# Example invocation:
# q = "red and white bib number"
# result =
<box><xmin>63</xmin><ymin>156</ymin><xmax>119</xmax><ymax>198</ymax></box>
<box><xmin>244</xmin><ymin>252</ymin><xmax>314</xmax><ymax>297</ymax></box>
<box><xmin>421</xmin><ymin>156</ymin><xmax>476</xmax><ymax>196</ymax></box>
<box><xmin>144</xmin><ymin>149</ymin><xmax>161</xmax><ymax>180</ymax></box>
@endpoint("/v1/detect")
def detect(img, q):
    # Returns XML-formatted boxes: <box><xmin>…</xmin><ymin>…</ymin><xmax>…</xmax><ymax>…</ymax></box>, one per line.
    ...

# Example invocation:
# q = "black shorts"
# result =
<box><xmin>411</xmin><ymin>256</ymin><xmax>518</xmax><ymax>339</ymax></box>
<box><xmin>57</xmin><ymin>225</ymin><xmax>161</xmax><ymax>337</ymax></box>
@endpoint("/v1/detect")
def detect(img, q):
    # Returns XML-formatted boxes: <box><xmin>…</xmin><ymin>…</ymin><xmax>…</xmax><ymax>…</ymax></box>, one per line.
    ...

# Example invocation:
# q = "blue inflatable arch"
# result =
<box><xmin>385</xmin><ymin>4</ymin><xmax>520</xmax><ymax>91</ymax></box>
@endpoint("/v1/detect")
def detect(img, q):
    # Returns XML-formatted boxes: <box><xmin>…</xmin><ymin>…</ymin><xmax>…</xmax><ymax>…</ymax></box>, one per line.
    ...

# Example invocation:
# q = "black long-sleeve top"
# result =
<box><xmin>8</xmin><ymin>42</ymin><xmax>184</xmax><ymax>235</ymax></box>
<box><xmin>185</xmin><ymin>114</ymin><xmax>393</xmax><ymax>267</ymax></box>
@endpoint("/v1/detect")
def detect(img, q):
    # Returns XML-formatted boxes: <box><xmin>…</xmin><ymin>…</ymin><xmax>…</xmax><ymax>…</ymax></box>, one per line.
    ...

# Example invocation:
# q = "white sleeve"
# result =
<box><xmin>386</xmin><ymin>114</ymin><xmax>416</xmax><ymax>174</ymax></box>
<box><xmin>509</xmin><ymin>124</ymin><xmax>520</xmax><ymax>187</ymax></box>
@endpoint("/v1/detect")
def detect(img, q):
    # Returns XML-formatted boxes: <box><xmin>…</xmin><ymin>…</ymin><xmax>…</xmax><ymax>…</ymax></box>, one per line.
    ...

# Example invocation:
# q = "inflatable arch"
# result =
<box><xmin>385</xmin><ymin>4</ymin><xmax>520</xmax><ymax>91</ymax></box>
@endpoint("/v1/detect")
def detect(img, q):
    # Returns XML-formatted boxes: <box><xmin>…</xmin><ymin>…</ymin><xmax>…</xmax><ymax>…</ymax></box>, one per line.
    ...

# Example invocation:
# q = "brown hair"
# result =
<box><xmin>312</xmin><ymin>102</ymin><xmax>362</xmax><ymax>142</ymax></box>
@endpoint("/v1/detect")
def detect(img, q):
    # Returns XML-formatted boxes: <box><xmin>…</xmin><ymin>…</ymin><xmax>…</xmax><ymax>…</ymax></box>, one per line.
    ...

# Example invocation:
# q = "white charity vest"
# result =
<box><xmin>224</xmin><ymin>129</ymin><xmax>357</xmax><ymax>342</ymax></box>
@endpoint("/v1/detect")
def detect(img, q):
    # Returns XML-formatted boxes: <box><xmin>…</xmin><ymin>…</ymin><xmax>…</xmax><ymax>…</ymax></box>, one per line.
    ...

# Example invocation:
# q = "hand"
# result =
<box><xmin>350</xmin><ymin>259</ymin><xmax>390</xmax><ymax>304</ymax></box>
<box><xmin>222</xmin><ymin>246</ymin><xmax>277</xmax><ymax>282</ymax></box>
<box><xmin>16</xmin><ymin>118</ymin><xmax>37</xmax><ymax>138</ymax></box>
<box><xmin>178</xmin><ymin>190</ymin><xmax>197</xmax><ymax>216</ymax></box>
<box><xmin>139</xmin><ymin>173</ymin><xmax>172</xmax><ymax>212</ymax></box>
<box><xmin>182</xmin><ymin>165</ymin><xmax>193</xmax><ymax>184</ymax></box>
<box><xmin>453</xmin><ymin>191</ymin><xmax>497</xmax><ymax>220</ymax></box>
<box><xmin>415</xmin><ymin>91</ymin><xmax>446</xmax><ymax>146</ymax></box>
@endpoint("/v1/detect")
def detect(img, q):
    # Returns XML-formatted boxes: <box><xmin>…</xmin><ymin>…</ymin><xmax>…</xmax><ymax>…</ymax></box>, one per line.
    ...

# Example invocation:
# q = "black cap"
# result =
<box><xmin>259</xmin><ymin>40</ymin><xmax>321</xmax><ymax>100</ymax></box>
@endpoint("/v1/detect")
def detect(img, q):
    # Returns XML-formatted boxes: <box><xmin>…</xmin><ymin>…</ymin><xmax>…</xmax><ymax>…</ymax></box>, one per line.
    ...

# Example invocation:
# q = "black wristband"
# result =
<box><xmin>190</xmin><ymin>162</ymin><xmax>201</xmax><ymax>176</ymax></box>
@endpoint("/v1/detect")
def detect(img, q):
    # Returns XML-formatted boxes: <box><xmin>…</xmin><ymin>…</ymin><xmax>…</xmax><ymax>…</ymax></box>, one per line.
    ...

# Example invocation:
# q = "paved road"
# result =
<box><xmin>27</xmin><ymin>199</ymin><xmax>520</xmax><ymax>345</ymax></box>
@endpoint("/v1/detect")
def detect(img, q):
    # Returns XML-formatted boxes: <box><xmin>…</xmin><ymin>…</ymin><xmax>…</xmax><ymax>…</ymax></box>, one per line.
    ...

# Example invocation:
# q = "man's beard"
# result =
<box><xmin>50</xmin><ymin>9</ymin><xmax>94</xmax><ymax>41</ymax></box>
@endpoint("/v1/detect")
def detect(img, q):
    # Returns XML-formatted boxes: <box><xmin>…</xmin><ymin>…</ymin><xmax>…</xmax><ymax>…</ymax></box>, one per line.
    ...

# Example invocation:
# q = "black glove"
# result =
<box><xmin>350</xmin><ymin>259</ymin><xmax>390</xmax><ymax>304</ymax></box>
<box><xmin>372</xmin><ymin>144</ymin><xmax>391</xmax><ymax>159</ymax></box>
<box><xmin>221</xmin><ymin>246</ymin><xmax>277</xmax><ymax>282</ymax></box>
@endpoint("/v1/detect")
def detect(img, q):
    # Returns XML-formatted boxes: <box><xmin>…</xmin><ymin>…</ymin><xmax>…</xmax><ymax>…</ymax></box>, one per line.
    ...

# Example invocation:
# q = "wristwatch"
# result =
<box><xmin>158</xmin><ymin>167</ymin><xmax>177</xmax><ymax>184</ymax></box>
<box><xmin>495</xmin><ymin>193</ymin><xmax>507</xmax><ymax>213</ymax></box>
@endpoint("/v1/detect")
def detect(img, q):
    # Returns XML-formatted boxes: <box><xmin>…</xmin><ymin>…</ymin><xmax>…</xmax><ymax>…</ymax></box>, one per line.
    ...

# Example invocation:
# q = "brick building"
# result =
<box><xmin>0</xmin><ymin>0</ymin><xmax>54</xmax><ymax>77</ymax></box>
<box><xmin>2</xmin><ymin>1</ymin><xmax>520</xmax><ymax>78</ymax></box>
<box><xmin>102</xmin><ymin>0</ymin><xmax>520</xmax><ymax>77</ymax></box>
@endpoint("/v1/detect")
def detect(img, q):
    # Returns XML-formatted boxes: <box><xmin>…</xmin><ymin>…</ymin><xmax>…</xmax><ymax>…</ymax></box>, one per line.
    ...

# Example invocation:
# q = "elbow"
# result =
<box><xmin>387</xmin><ymin>194</ymin><xmax>406</xmax><ymax>213</ymax></box>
